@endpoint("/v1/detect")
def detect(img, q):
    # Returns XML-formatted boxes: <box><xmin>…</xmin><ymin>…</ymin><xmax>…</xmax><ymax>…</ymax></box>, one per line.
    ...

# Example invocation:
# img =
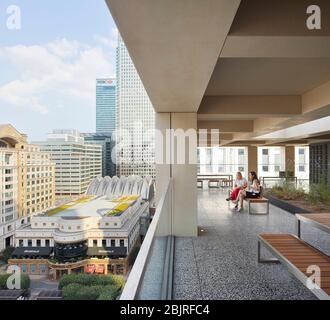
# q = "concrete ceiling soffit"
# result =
<box><xmin>106</xmin><ymin>0</ymin><xmax>241</xmax><ymax>113</ymax></box>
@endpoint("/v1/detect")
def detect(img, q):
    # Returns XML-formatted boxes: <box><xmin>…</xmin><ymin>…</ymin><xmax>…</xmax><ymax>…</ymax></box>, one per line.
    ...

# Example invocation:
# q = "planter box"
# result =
<box><xmin>264</xmin><ymin>194</ymin><xmax>311</xmax><ymax>214</ymax></box>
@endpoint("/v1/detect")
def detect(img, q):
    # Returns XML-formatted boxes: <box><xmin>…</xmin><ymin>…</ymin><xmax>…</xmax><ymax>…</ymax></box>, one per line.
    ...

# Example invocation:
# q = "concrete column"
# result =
<box><xmin>247</xmin><ymin>146</ymin><xmax>258</xmax><ymax>175</ymax></box>
<box><xmin>155</xmin><ymin>112</ymin><xmax>198</xmax><ymax>237</ymax></box>
<box><xmin>285</xmin><ymin>146</ymin><xmax>295</xmax><ymax>175</ymax></box>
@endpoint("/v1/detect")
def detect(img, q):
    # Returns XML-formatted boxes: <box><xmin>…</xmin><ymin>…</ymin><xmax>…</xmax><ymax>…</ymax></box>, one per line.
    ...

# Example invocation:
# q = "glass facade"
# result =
<box><xmin>198</xmin><ymin>147</ymin><xmax>248</xmax><ymax>177</ymax></box>
<box><xmin>96</xmin><ymin>79</ymin><xmax>116</xmax><ymax>135</ymax></box>
<box><xmin>116</xmin><ymin>35</ymin><xmax>155</xmax><ymax>178</ymax></box>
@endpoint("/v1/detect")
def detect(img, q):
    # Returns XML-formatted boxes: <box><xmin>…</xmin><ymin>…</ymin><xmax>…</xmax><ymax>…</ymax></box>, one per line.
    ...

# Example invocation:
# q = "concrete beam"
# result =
<box><xmin>302</xmin><ymin>80</ymin><xmax>330</xmax><ymax>115</ymax></box>
<box><xmin>221</xmin><ymin>36</ymin><xmax>330</xmax><ymax>58</ymax></box>
<box><xmin>198</xmin><ymin>120</ymin><xmax>254</xmax><ymax>133</ymax></box>
<box><xmin>198</xmin><ymin>95</ymin><xmax>302</xmax><ymax>118</ymax></box>
<box><xmin>226</xmin><ymin>140</ymin><xmax>267</xmax><ymax>146</ymax></box>
<box><xmin>229</xmin><ymin>0</ymin><xmax>330</xmax><ymax>37</ymax></box>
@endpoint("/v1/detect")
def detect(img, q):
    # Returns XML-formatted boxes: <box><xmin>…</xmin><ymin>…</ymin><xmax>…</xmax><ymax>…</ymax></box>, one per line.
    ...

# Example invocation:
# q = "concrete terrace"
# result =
<box><xmin>173</xmin><ymin>189</ymin><xmax>330</xmax><ymax>300</ymax></box>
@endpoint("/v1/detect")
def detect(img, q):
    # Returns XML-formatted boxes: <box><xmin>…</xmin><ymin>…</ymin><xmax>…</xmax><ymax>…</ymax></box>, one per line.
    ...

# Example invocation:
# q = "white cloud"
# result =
<box><xmin>0</xmin><ymin>38</ymin><xmax>115</xmax><ymax>115</ymax></box>
<box><xmin>94</xmin><ymin>27</ymin><xmax>118</xmax><ymax>49</ymax></box>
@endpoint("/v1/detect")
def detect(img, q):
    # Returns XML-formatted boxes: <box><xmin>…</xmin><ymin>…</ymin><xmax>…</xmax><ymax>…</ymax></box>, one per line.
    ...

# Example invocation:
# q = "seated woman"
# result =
<box><xmin>236</xmin><ymin>171</ymin><xmax>261</xmax><ymax>212</ymax></box>
<box><xmin>226</xmin><ymin>172</ymin><xmax>248</xmax><ymax>207</ymax></box>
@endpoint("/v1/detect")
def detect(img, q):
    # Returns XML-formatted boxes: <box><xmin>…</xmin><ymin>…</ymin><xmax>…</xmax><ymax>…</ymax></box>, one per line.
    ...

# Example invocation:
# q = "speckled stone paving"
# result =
<box><xmin>173</xmin><ymin>189</ymin><xmax>330</xmax><ymax>300</ymax></box>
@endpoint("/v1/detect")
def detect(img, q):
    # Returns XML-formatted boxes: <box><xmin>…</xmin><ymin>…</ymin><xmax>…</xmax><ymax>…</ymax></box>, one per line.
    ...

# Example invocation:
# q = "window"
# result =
<box><xmin>120</xmin><ymin>239</ymin><xmax>125</xmax><ymax>247</ymax></box>
<box><xmin>19</xmin><ymin>240</ymin><xmax>23</xmax><ymax>247</ymax></box>
<box><xmin>238</xmin><ymin>149</ymin><xmax>245</xmax><ymax>156</ymax></box>
<box><xmin>30</xmin><ymin>265</ymin><xmax>36</xmax><ymax>273</ymax></box>
<box><xmin>111</xmin><ymin>240</ymin><xmax>115</xmax><ymax>247</ymax></box>
<box><xmin>45</xmin><ymin>240</ymin><xmax>50</xmax><ymax>247</ymax></box>
<box><xmin>93</xmin><ymin>240</ymin><xmax>98</xmax><ymax>247</ymax></box>
<box><xmin>40</xmin><ymin>264</ymin><xmax>47</xmax><ymax>274</ymax></box>
<box><xmin>262</xmin><ymin>166</ymin><xmax>269</xmax><ymax>172</ymax></box>
<box><xmin>102</xmin><ymin>240</ymin><xmax>107</xmax><ymax>247</ymax></box>
<box><xmin>28</xmin><ymin>240</ymin><xmax>32</xmax><ymax>247</ymax></box>
<box><xmin>21</xmin><ymin>265</ymin><xmax>27</xmax><ymax>273</ymax></box>
<box><xmin>262</xmin><ymin>149</ymin><xmax>269</xmax><ymax>155</ymax></box>
<box><xmin>37</xmin><ymin>240</ymin><xmax>41</xmax><ymax>247</ymax></box>
<box><xmin>299</xmin><ymin>165</ymin><xmax>306</xmax><ymax>172</ymax></box>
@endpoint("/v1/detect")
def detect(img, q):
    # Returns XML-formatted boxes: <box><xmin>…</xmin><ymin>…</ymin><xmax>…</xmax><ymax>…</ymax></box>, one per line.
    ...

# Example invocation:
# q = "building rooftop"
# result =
<box><xmin>43</xmin><ymin>195</ymin><xmax>140</xmax><ymax>219</ymax></box>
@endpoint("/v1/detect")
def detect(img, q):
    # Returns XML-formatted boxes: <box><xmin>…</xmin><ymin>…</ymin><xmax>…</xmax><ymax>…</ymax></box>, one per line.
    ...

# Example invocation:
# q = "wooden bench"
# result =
<box><xmin>244</xmin><ymin>197</ymin><xmax>269</xmax><ymax>215</ymax></box>
<box><xmin>227</xmin><ymin>188</ymin><xmax>269</xmax><ymax>215</ymax></box>
<box><xmin>258</xmin><ymin>234</ymin><xmax>330</xmax><ymax>300</ymax></box>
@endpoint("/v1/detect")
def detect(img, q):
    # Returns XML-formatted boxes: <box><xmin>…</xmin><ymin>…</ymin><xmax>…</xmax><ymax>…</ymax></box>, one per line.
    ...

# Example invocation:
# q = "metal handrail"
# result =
<box><xmin>120</xmin><ymin>179</ymin><xmax>172</xmax><ymax>300</ymax></box>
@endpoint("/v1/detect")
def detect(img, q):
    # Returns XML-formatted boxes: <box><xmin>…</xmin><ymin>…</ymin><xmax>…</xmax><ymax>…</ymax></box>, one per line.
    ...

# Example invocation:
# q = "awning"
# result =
<box><xmin>87</xmin><ymin>247</ymin><xmax>127</xmax><ymax>257</ymax></box>
<box><xmin>11</xmin><ymin>247</ymin><xmax>53</xmax><ymax>258</ymax></box>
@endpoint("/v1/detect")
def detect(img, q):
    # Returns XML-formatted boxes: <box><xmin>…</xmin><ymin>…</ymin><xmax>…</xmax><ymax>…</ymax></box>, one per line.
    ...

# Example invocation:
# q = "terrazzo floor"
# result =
<box><xmin>173</xmin><ymin>189</ymin><xmax>330</xmax><ymax>300</ymax></box>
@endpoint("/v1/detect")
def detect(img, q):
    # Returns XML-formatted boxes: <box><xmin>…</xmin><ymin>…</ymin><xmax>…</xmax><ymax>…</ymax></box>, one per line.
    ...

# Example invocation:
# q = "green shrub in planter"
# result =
<box><xmin>62</xmin><ymin>283</ymin><xmax>100</xmax><ymax>300</ymax></box>
<box><xmin>62</xmin><ymin>283</ymin><xmax>119</xmax><ymax>300</ymax></box>
<box><xmin>111</xmin><ymin>275</ymin><xmax>125</xmax><ymax>290</ymax></box>
<box><xmin>59</xmin><ymin>273</ymin><xmax>125</xmax><ymax>290</ymax></box>
<box><xmin>97</xmin><ymin>285</ymin><xmax>119</xmax><ymax>300</ymax></box>
<box><xmin>307</xmin><ymin>183</ymin><xmax>330</xmax><ymax>209</ymax></box>
<box><xmin>0</xmin><ymin>274</ymin><xmax>30</xmax><ymax>290</ymax></box>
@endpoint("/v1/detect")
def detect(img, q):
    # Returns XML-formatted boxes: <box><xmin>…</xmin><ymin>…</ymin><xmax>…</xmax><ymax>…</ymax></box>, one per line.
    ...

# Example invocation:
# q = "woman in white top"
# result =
<box><xmin>237</xmin><ymin>171</ymin><xmax>261</xmax><ymax>212</ymax></box>
<box><xmin>226</xmin><ymin>172</ymin><xmax>248</xmax><ymax>207</ymax></box>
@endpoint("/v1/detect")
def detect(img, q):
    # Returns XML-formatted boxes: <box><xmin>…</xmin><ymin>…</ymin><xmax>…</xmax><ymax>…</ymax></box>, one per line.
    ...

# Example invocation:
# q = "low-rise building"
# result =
<box><xmin>9</xmin><ymin>176</ymin><xmax>153</xmax><ymax>279</ymax></box>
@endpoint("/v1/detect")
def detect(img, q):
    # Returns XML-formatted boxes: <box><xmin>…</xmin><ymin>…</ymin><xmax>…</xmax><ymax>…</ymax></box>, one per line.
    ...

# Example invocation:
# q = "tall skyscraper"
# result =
<box><xmin>96</xmin><ymin>79</ymin><xmax>116</xmax><ymax>134</ymax></box>
<box><xmin>116</xmin><ymin>35</ymin><xmax>155</xmax><ymax>177</ymax></box>
<box><xmin>0</xmin><ymin>124</ymin><xmax>55</xmax><ymax>251</ymax></box>
<box><xmin>35</xmin><ymin>130</ymin><xmax>102</xmax><ymax>196</ymax></box>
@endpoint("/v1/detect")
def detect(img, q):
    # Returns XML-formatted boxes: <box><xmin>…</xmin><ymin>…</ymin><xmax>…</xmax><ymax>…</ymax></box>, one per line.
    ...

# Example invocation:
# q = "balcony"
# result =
<box><xmin>121</xmin><ymin>182</ymin><xmax>330</xmax><ymax>300</ymax></box>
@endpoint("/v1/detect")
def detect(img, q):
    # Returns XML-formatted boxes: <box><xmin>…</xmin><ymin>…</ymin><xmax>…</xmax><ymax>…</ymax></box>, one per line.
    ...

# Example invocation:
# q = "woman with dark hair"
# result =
<box><xmin>236</xmin><ymin>171</ymin><xmax>261</xmax><ymax>212</ymax></box>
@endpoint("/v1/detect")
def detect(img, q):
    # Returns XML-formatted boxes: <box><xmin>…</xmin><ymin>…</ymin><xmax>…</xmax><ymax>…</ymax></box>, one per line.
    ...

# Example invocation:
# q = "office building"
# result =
<box><xmin>0</xmin><ymin>124</ymin><xmax>55</xmax><ymax>251</ymax></box>
<box><xmin>96</xmin><ymin>79</ymin><xmax>116</xmax><ymax>135</ymax></box>
<box><xmin>116</xmin><ymin>35</ymin><xmax>155</xmax><ymax>177</ymax></box>
<box><xmin>35</xmin><ymin>130</ymin><xmax>102</xmax><ymax>196</ymax></box>
<box><xmin>82</xmin><ymin>133</ymin><xmax>116</xmax><ymax>178</ymax></box>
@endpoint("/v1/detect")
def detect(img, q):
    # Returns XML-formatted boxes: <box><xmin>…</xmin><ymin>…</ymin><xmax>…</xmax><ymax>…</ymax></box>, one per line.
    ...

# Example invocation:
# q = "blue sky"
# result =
<box><xmin>0</xmin><ymin>0</ymin><xmax>117</xmax><ymax>140</ymax></box>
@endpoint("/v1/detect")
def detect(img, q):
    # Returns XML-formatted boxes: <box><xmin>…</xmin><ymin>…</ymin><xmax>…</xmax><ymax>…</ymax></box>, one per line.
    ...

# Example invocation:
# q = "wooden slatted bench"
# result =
<box><xmin>258</xmin><ymin>234</ymin><xmax>330</xmax><ymax>300</ymax></box>
<box><xmin>244</xmin><ymin>197</ymin><xmax>269</xmax><ymax>215</ymax></box>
